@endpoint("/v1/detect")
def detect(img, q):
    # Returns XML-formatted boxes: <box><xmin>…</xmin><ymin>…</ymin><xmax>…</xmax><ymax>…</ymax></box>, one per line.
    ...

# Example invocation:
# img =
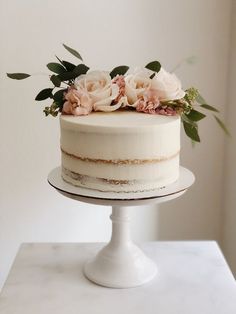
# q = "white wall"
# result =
<box><xmin>153</xmin><ymin>1</ymin><xmax>232</xmax><ymax>242</ymax></box>
<box><xmin>222</xmin><ymin>1</ymin><xmax>236</xmax><ymax>275</ymax></box>
<box><xmin>0</xmin><ymin>0</ymin><xmax>233</xmax><ymax>291</ymax></box>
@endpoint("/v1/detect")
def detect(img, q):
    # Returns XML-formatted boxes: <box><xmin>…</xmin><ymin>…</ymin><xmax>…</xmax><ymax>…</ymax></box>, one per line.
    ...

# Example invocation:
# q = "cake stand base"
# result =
<box><xmin>84</xmin><ymin>206</ymin><xmax>157</xmax><ymax>288</ymax></box>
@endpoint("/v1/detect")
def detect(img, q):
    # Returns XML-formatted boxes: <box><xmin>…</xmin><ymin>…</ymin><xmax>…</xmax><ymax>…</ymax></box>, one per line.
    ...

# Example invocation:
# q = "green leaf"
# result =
<box><xmin>145</xmin><ymin>61</ymin><xmax>161</xmax><ymax>73</ymax></box>
<box><xmin>55</xmin><ymin>55</ymin><xmax>63</xmax><ymax>65</ymax></box>
<box><xmin>214</xmin><ymin>115</ymin><xmax>230</xmax><ymax>136</ymax></box>
<box><xmin>35</xmin><ymin>88</ymin><xmax>53</xmax><ymax>101</ymax></box>
<box><xmin>63</xmin><ymin>43</ymin><xmax>83</xmax><ymax>61</ymax></box>
<box><xmin>200</xmin><ymin>104</ymin><xmax>219</xmax><ymax>113</ymax></box>
<box><xmin>110</xmin><ymin>66</ymin><xmax>129</xmax><ymax>79</ymax></box>
<box><xmin>50</xmin><ymin>75</ymin><xmax>61</xmax><ymax>87</ymax></box>
<box><xmin>73</xmin><ymin>64</ymin><xmax>89</xmax><ymax>76</ymax></box>
<box><xmin>62</xmin><ymin>60</ymin><xmax>76</xmax><ymax>71</ymax></box>
<box><xmin>181</xmin><ymin>114</ymin><xmax>197</xmax><ymax>127</ymax></box>
<box><xmin>53</xmin><ymin>89</ymin><xmax>66</xmax><ymax>103</ymax></box>
<box><xmin>183</xmin><ymin>121</ymin><xmax>200</xmax><ymax>142</ymax></box>
<box><xmin>187</xmin><ymin>109</ymin><xmax>206</xmax><ymax>121</ymax></box>
<box><xmin>58</xmin><ymin>71</ymin><xmax>79</xmax><ymax>81</ymax></box>
<box><xmin>150</xmin><ymin>73</ymin><xmax>155</xmax><ymax>79</ymax></box>
<box><xmin>196</xmin><ymin>93</ymin><xmax>206</xmax><ymax>105</ymax></box>
<box><xmin>7</xmin><ymin>73</ymin><xmax>31</xmax><ymax>80</ymax></box>
<box><xmin>47</xmin><ymin>62</ymin><xmax>66</xmax><ymax>74</ymax></box>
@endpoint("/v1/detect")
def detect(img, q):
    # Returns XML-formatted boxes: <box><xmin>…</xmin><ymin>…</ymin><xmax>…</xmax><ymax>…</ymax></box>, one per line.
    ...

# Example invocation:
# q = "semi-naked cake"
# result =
<box><xmin>8</xmin><ymin>45</ymin><xmax>226</xmax><ymax>192</ymax></box>
<box><xmin>60</xmin><ymin>111</ymin><xmax>180</xmax><ymax>192</ymax></box>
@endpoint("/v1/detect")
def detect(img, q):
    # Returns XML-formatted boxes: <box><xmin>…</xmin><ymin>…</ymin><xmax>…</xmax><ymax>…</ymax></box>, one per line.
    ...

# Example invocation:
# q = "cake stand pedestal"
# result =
<box><xmin>48</xmin><ymin>166</ymin><xmax>194</xmax><ymax>288</ymax></box>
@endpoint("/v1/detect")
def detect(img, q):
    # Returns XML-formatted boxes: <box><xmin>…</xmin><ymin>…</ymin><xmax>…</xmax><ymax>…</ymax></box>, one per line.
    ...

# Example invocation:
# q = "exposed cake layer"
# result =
<box><xmin>61</xmin><ymin>162</ymin><xmax>179</xmax><ymax>192</ymax></box>
<box><xmin>60</xmin><ymin>111</ymin><xmax>181</xmax><ymax>192</ymax></box>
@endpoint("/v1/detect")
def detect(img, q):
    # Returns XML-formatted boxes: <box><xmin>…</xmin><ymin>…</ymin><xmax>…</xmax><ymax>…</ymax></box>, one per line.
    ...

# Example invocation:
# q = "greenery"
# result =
<box><xmin>6</xmin><ymin>44</ymin><xmax>229</xmax><ymax>143</ymax></box>
<box><xmin>110</xmin><ymin>66</ymin><xmax>129</xmax><ymax>79</ymax></box>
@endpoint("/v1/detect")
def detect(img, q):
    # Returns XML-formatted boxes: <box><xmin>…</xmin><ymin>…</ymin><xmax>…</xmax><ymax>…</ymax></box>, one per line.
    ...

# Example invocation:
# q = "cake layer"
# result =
<box><xmin>61</xmin><ymin>151</ymin><xmax>179</xmax><ymax>180</ymax></box>
<box><xmin>61</xmin><ymin>164</ymin><xmax>179</xmax><ymax>192</ymax></box>
<box><xmin>60</xmin><ymin>111</ymin><xmax>180</xmax><ymax>159</ymax></box>
<box><xmin>60</xmin><ymin>111</ymin><xmax>181</xmax><ymax>192</ymax></box>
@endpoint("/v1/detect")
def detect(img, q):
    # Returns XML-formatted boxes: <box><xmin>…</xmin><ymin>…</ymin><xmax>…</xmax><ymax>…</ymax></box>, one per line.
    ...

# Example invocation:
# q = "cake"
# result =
<box><xmin>60</xmin><ymin>111</ymin><xmax>180</xmax><ymax>192</ymax></box>
<box><xmin>8</xmin><ymin>44</ymin><xmax>226</xmax><ymax>194</ymax></box>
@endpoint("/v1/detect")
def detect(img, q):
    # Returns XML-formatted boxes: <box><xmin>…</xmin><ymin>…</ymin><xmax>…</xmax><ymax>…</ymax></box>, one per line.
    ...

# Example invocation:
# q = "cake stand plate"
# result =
<box><xmin>48</xmin><ymin>166</ymin><xmax>195</xmax><ymax>288</ymax></box>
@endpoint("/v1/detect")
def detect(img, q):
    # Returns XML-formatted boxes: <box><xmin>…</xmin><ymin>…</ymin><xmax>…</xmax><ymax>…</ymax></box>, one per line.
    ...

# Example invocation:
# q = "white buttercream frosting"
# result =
<box><xmin>60</xmin><ymin>111</ymin><xmax>180</xmax><ymax>192</ymax></box>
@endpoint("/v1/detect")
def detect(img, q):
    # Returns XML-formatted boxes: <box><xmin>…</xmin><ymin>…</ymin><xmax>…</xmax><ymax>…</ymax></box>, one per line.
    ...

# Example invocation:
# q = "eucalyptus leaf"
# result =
<box><xmin>145</xmin><ymin>61</ymin><xmax>161</xmax><ymax>73</ymax></box>
<box><xmin>214</xmin><ymin>115</ymin><xmax>230</xmax><ymax>136</ymax></box>
<box><xmin>47</xmin><ymin>62</ymin><xmax>66</xmax><ymax>74</ymax></box>
<box><xmin>110</xmin><ymin>66</ymin><xmax>129</xmax><ymax>79</ymax></box>
<box><xmin>7</xmin><ymin>73</ymin><xmax>31</xmax><ymax>80</ymax></box>
<box><xmin>183</xmin><ymin>121</ymin><xmax>200</xmax><ymax>142</ymax></box>
<box><xmin>50</xmin><ymin>75</ymin><xmax>61</xmax><ymax>87</ymax></box>
<box><xmin>55</xmin><ymin>100</ymin><xmax>64</xmax><ymax>111</ymax></box>
<box><xmin>187</xmin><ymin>109</ymin><xmax>206</xmax><ymax>121</ymax></box>
<box><xmin>35</xmin><ymin>88</ymin><xmax>53</xmax><ymax>101</ymax></box>
<box><xmin>55</xmin><ymin>55</ymin><xmax>63</xmax><ymax>65</ymax></box>
<box><xmin>62</xmin><ymin>61</ymin><xmax>76</xmax><ymax>71</ymax></box>
<box><xmin>200</xmin><ymin>104</ymin><xmax>219</xmax><ymax>112</ymax></box>
<box><xmin>73</xmin><ymin>64</ymin><xmax>89</xmax><ymax>76</ymax></box>
<box><xmin>63</xmin><ymin>44</ymin><xmax>83</xmax><ymax>61</ymax></box>
<box><xmin>181</xmin><ymin>114</ymin><xmax>197</xmax><ymax>127</ymax></box>
<box><xmin>58</xmin><ymin>71</ymin><xmax>79</xmax><ymax>81</ymax></box>
<box><xmin>196</xmin><ymin>93</ymin><xmax>206</xmax><ymax>105</ymax></box>
<box><xmin>53</xmin><ymin>89</ymin><xmax>66</xmax><ymax>102</ymax></box>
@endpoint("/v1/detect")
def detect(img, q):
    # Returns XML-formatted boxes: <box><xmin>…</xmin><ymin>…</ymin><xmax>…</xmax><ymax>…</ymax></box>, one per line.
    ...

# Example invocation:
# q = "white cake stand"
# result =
<box><xmin>48</xmin><ymin>166</ymin><xmax>195</xmax><ymax>288</ymax></box>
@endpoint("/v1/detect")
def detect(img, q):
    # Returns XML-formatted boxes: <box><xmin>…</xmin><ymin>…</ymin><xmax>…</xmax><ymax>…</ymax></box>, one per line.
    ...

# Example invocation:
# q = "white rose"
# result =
<box><xmin>151</xmin><ymin>68</ymin><xmax>185</xmax><ymax>101</ymax></box>
<box><xmin>75</xmin><ymin>71</ymin><xmax>120</xmax><ymax>111</ymax></box>
<box><xmin>125</xmin><ymin>68</ymin><xmax>152</xmax><ymax>106</ymax></box>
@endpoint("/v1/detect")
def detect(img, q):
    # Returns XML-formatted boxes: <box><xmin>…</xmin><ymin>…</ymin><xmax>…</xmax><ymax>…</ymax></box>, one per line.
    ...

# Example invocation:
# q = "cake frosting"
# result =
<box><xmin>60</xmin><ymin>111</ymin><xmax>180</xmax><ymax>192</ymax></box>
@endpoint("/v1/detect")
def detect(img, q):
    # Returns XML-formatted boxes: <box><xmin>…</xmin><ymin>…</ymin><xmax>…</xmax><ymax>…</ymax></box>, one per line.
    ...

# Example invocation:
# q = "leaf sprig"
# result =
<box><xmin>180</xmin><ymin>88</ymin><xmax>229</xmax><ymax>142</ymax></box>
<box><xmin>7</xmin><ymin>44</ymin><xmax>91</xmax><ymax>117</ymax></box>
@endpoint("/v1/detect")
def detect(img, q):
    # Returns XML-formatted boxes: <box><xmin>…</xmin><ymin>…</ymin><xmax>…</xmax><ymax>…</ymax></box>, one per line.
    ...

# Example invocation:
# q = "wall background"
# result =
<box><xmin>0</xmin><ymin>0</ymin><xmax>235</xmax><ymax>291</ymax></box>
<box><xmin>222</xmin><ymin>0</ymin><xmax>236</xmax><ymax>276</ymax></box>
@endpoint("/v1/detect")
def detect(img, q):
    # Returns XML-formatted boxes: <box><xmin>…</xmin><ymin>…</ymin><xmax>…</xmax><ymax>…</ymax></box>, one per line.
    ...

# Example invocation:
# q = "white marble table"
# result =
<box><xmin>0</xmin><ymin>242</ymin><xmax>236</xmax><ymax>314</ymax></box>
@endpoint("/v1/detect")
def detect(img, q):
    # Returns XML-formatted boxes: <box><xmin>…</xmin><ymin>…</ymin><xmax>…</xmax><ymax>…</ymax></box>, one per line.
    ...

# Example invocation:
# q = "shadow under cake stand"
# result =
<box><xmin>48</xmin><ymin>166</ymin><xmax>195</xmax><ymax>288</ymax></box>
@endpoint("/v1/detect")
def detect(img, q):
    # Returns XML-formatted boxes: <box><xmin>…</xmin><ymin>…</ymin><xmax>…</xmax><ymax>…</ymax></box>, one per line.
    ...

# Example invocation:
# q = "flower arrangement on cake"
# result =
<box><xmin>7</xmin><ymin>44</ymin><xmax>229</xmax><ymax>143</ymax></box>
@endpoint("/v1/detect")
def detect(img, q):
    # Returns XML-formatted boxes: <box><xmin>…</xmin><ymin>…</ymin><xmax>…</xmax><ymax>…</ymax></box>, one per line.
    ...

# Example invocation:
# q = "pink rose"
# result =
<box><xmin>125</xmin><ymin>68</ymin><xmax>152</xmax><ymax>105</ymax></box>
<box><xmin>112</xmin><ymin>75</ymin><xmax>128</xmax><ymax>106</ymax></box>
<box><xmin>75</xmin><ymin>71</ymin><xmax>120</xmax><ymax>111</ymax></box>
<box><xmin>112</xmin><ymin>75</ymin><xmax>125</xmax><ymax>100</ymax></box>
<box><xmin>135</xmin><ymin>89</ymin><xmax>160</xmax><ymax>114</ymax></box>
<box><xmin>62</xmin><ymin>87</ymin><xmax>92</xmax><ymax>116</ymax></box>
<box><xmin>151</xmin><ymin>68</ymin><xmax>185</xmax><ymax>101</ymax></box>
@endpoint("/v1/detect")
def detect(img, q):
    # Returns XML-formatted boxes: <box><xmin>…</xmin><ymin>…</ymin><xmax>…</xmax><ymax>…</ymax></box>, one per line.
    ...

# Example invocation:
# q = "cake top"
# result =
<box><xmin>60</xmin><ymin>111</ymin><xmax>179</xmax><ymax>128</ymax></box>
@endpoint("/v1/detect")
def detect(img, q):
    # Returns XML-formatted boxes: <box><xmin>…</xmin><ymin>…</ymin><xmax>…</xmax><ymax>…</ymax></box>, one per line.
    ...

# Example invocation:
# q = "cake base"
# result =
<box><xmin>48</xmin><ymin>166</ymin><xmax>194</xmax><ymax>201</ymax></box>
<box><xmin>61</xmin><ymin>166</ymin><xmax>179</xmax><ymax>193</ymax></box>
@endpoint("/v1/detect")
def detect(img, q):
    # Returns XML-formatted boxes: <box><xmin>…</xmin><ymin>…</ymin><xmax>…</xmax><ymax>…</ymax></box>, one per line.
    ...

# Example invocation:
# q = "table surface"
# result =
<box><xmin>0</xmin><ymin>242</ymin><xmax>236</xmax><ymax>314</ymax></box>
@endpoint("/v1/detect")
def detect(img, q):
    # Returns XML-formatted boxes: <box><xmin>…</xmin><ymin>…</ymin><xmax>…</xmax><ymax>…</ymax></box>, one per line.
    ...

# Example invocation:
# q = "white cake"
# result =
<box><xmin>60</xmin><ymin>111</ymin><xmax>180</xmax><ymax>192</ymax></box>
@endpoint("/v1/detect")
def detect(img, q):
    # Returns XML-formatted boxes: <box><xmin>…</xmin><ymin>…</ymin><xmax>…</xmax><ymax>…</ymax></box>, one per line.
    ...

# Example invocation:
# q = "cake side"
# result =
<box><xmin>60</xmin><ymin>111</ymin><xmax>180</xmax><ymax>192</ymax></box>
